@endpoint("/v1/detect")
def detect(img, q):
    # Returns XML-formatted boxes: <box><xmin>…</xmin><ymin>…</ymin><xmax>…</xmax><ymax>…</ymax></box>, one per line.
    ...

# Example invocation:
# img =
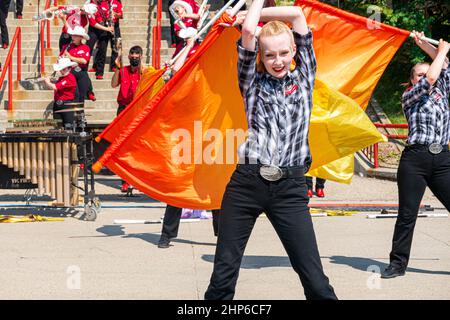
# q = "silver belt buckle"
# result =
<box><xmin>259</xmin><ymin>165</ymin><xmax>283</xmax><ymax>181</ymax></box>
<box><xmin>428</xmin><ymin>143</ymin><xmax>443</xmax><ymax>154</ymax></box>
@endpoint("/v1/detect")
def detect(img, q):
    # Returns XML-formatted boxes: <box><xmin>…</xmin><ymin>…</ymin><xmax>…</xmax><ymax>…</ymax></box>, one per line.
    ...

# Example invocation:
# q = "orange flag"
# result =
<box><xmin>94</xmin><ymin>4</ymin><xmax>410</xmax><ymax>208</ymax></box>
<box><xmin>94</xmin><ymin>20</ymin><xmax>246</xmax><ymax>209</ymax></box>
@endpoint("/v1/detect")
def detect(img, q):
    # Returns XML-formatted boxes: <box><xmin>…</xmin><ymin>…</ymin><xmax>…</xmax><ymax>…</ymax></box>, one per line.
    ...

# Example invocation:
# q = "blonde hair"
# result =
<box><xmin>257</xmin><ymin>21</ymin><xmax>295</xmax><ymax>73</ymax></box>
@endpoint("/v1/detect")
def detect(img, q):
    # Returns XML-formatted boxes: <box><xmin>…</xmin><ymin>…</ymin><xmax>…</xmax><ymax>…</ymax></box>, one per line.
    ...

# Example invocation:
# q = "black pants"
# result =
<box><xmin>205</xmin><ymin>164</ymin><xmax>337</xmax><ymax>300</ymax></box>
<box><xmin>59</xmin><ymin>32</ymin><xmax>72</xmax><ymax>52</ymax></box>
<box><xmin>389</xmin><ymin>145</ymin><xmax>450</xmax><ymax>270</ymax></box>
<box><xmin>162</xmin><ymin>205</ymin><xmax>220</xmax><ymax>238</ymax></box>
<box><xmin>108</xmin><ymin>22</ymin><xmax>121</xmax><ymax>71</ymax></box>
<box><xmin>87</xmin><ymin>26</ymin><xmax>111</xmax><ymax>76</ymax></box>
<box><xmin>53</xmin><ymin>101</ymin><xmax>85</xmax><ymax>130</ymax></box>
<box><xmin>15</xmin><ymin>0</ymin><xmax>22</xmax><ymax>16</ymax></box>
<box><xmin>306</xmin><ymin>176</ymin><xmax>326</xmax><ymax>190</ymax></box>
<box><xmin>71</xmin><ymin>68</ymin><xmax>93</xmax><ymax>102</ymax></box>
<box><xmin>0</xmin><ymin>0</ymin><xmax>11</xmax><ymax>45</ymax></box>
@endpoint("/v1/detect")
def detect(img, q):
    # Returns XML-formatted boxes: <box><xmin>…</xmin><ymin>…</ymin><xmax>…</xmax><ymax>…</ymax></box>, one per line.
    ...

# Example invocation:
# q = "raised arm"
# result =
<box><xmin>427</xmin><ymin>39</ymin><xmax>450</xmax><ymax>86</ymax></box>
<box><xmin>241</xmin><ymin>0</ymin><xmax>265</xmax><ymax>51</ymax></box>
<box><xmin>413</xmin><ymin>31</ymin><xmax>449</xmax><ymax>69</ymax></box>
<box><xmin>259</xmin><ymin>6</ymin><xmax>308</xmax><ymax>35</ymax></box>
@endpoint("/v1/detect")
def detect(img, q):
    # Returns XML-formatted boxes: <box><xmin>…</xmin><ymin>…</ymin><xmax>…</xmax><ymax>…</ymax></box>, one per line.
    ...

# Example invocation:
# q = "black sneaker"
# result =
<box><xmin>158</xmin><ymin>236</ymin><xmax>171</xmax><ymax>249</ymax></box>
<box><xmin>381</xmin><ymin>265</ymin><xmax>405</xmax><ymax>279</ymax></box>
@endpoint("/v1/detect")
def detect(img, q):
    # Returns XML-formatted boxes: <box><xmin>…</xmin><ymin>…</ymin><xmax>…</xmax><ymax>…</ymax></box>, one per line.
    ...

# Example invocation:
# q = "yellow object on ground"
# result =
<box><xmin>0</xmin><ymin>214</ymin><xmax>65</xmax><ymax>223</ymax></box>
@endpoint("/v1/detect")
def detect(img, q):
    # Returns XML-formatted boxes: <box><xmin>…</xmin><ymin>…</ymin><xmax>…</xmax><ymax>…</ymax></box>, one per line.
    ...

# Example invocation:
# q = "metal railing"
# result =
<box><xmin>152</xmin><ymin>0</ymin><xmax>162</xmax><ymax>69</ymax></box>
<box><xmin>362</xmin><ymin>123</ymin><xmax>408</xmax><ymax>169</ymax></box>
<box><xmin>40</xmin><ymin>0</ymin><xmax>57</xmax><ymax>75</ymax></box>
<box><xmin>0</xmin><ymin>27</ymin><xmax>22</xmax><ymax>112</ymax></box>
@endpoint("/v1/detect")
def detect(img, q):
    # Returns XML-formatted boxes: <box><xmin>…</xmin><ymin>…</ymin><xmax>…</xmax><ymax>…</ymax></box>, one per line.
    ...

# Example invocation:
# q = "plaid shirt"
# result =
<box><xmin>402</xmin><ymin>67</ymin><xmax>450</xmax><ymax>146</ymax></box>
<box><xmin>236</xmin><ymin>30</ymin><xmax>316</xmax><ymax>168</ymax></box>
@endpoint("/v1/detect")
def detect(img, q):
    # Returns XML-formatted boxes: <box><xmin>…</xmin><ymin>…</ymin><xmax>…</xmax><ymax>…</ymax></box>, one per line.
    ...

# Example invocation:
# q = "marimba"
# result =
<box><xmin>0</xmin><ymin>121</ymin><xmax>99</xmax><ymax>220</ymax></box>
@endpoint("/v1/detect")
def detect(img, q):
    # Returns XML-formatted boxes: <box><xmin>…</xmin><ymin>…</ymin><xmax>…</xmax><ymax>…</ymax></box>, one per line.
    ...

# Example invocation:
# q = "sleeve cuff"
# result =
<box><xmin>293</xmin><ymin>29</ymin><xmax>313</xmax><ymax>47</ymax></box>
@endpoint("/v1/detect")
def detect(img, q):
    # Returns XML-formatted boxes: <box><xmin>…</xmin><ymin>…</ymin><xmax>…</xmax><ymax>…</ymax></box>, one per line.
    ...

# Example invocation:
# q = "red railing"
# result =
<box><xmin>152</xmin><ymin>0</ymin><xmax>162</xmax><ymax>69</ymax></box>
<box><xmin>362</xmin><ymin>123</ymin><xmax>408</xmax><ymax>169</ymax></box>
<box><xmin>40</xmin><ymin>0</ymin><xmax>57</xmax><ymax>75</ymax></box>
<box><xmin>0</xmin><ymin>28</ymin><xmax>22</xmax><ymax>111</ymax></box>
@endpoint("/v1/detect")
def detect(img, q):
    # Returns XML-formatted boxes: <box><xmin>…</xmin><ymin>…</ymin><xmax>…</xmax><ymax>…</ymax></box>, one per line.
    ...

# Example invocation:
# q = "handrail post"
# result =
<box><xmin>8</xmin><ymin>57</ymin><xmax>13</xmax><ymax>111</ymax></box>
<box><xmin>40</xmin><ymin>20</ymin><xmax>45</xmax><ymax>75</ymax></box>
<box><xmin>17</xmin><ymin>28</ymin><xmax>21</xmax><ymax>81</ymax></box>
<box><xmin>373</xmin><ymin>143</ymin><xmax>379</xmax><ymax>169</ymax></box>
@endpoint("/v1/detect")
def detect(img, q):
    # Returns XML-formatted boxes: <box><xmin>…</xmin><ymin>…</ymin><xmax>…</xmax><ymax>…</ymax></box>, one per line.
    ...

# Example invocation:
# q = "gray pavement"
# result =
<box><xmin>0</xmin><ymin>175</ymin><xmax>449</xmax><ymax>299</ymax></box>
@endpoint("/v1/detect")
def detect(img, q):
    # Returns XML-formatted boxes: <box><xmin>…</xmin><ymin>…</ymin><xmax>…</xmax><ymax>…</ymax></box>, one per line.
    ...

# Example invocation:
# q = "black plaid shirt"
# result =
<box><xmin>402</xmin><ymin>67</ymin><xmax>450</xmax><ymax>146</ymax></box>
<box><xmin>237</xmin><ymin>30</ymin><xmax>316</xmax><ymax>168</ymax></box>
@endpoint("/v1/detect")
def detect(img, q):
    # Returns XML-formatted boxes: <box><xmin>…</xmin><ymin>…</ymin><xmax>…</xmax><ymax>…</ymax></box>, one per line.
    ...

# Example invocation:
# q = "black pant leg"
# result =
<box><xmin>427</xmin><ymin>151</ymin><xmax>450</xmax><ymax>211</ymax></box>
<box><xmin>389</xmin><ymin>148</ymin><xmax>429</xmax><ymax>270</ymax></box>
<box><xmin>305</xmin><ymin>176</ymin><xmax>313</xmax><ymax>189</ymax></box>
<box><xmin>161</xmin><ymin>205</ymin><xmax>182</xmax><ymax>239</ymax></box>
<box><xmin>59</xmin><ymin>32</ymin><xmax>71</xmax><ymax>52</ymax></box>
<box><xmin>110</xmin><ymin>23</ymin><xmax>121</xmax><ymax>71</ymax></box>
<box><xmin>71</xmin><ymin>69</ymin><xmax>91</xmax><ymax>102</ymax></box>
<box><xmin>94</xmin><ymin>33</ymin><xmax>110</xmax><ymax>76</ymax></box>
<box><xmin>15</xmin><ymin>0</ymin><xmax>23</xmax><ymax>15</ymax></box>
<box><xmin>87</xmin><ymin>27</ymin><xmax>99</xmax><ymax>66</ymax></box>
<box><xmin>0</xmin><ymin>1</ymin><xmax>11</xmax><ymax>45</ymax></box>
<box><xmin>205</xmin><ymin>167</ymin><xmax>265</xmax><ymax>300</ymax></box>
<box><xmin>211</xmin><ymin>209</ymin><xmax>220</xmax><ymax>236</ymax></box>
<box><xmin>266</xmin><ymin>176</ymin><xmax>337</xmax><ymax>300</ymax></box>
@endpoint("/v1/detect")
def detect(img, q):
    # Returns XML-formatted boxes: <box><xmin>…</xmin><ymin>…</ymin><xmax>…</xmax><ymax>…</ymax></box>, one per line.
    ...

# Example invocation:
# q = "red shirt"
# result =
<box><xmin>59</xmin><ymin>6</ymin><xmax>89</xmax><ymax>34</ymax></box>
<box><xmin>89</xmin><ymin>0</ymin><xmax>111</xmax><ymax>26</ymax></box>
<box><xmin>111</xmin><ymin>0</ymin><xmax>123</xmax><ymax>24</ymax></box>
<box><xmin>117</xmin><ymin>66</ymin><xmax>141</xmax><ymax>106</ymax></box>
<box><xmin>59</xmin><ymin>43</ymin><xmax>91</xmax><ymax>69</ymax></box>
<box><xmin>54</xmin><ymin>73</ymin><xmax>77</xmax><ymax>101</ymax></box>
<box><xmin>185</xmin><ymin>0</ymin><xmax>200</xmax><ymax>14</ymax></box>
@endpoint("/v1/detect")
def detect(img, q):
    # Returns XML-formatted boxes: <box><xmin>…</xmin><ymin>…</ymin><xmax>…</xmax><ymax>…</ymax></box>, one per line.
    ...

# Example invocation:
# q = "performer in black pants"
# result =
<box><xmin>306</xmin><ymin>176</ymin><xmax>326</xmax><ymax>197</ymax></box>
<box><xmin>158</xmin><ymin>205</ymin><xmax>220</xmax><ymax>248</ymax></box>
<box><xmin>205</xmin><ymin>1</ymin><xmax>336</xmax><ymax>300</ymax></box>
<box><xmin>382</xmin><ymin>32</ymin><xmax>450</xmax><ymax>279</ymax></box>
<box><xmin>15</xmin><ymin>0</ymin><xmax>23</xmax><ymax>19</ymax></box>
<box><xmin>0</xmin><ymin>0</ymin><xmax>11</xmax><ymax>49</ymax></box>
<box><xmin>87</xmin><ymin>0</ymin><xmax>114</xmax><ymax>79</ymax></box>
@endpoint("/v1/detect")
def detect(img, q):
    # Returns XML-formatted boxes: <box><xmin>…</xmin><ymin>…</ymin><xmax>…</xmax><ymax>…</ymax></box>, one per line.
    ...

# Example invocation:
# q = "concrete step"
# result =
<box><xmin>6</xmin><ymin>18</ymin><xmax>154</xmax><ymax>27</ymax></box>
<box><xmin>12</xmin><ymin>88</ymin><xmax>119</xmax><ymax>101</ymax></box>
<box><xmin>2</xmin><ymin>38</ymin><xmax>151</xmax><ymax>49</ymax></box>
<box><xmin>7</xmin><ymin>25</ymin><xmax>152</xmax><ymax>35</ymax></box>
<box><xmin>13</xmin><ymin>10</ymin><xmax>152</xmax><ymax>21</ymax></box>
<box><xmin>7</xmin><ymin>99</ymin><xmax>120</xmax><ymax>110</ymax></box>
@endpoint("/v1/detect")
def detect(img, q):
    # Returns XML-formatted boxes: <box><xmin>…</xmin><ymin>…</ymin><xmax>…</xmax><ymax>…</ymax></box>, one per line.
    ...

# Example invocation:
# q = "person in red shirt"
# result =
<box><xmin>42</xmin><ymin>2</ymin><xmax>98</xmax><ymax>51</ymax></box>
<box><xmin>170</xmin><ymin>0</ymin><xmax>201</xmax><ymax>58</ymax></box>
<box><xmin>87</xmin><ymin>0</ymin><xmax>115</xmax><ymax>79</ymax></box>
<box><xmin>43</xmin><ymin>58</ymin><xmax>79</xmax><ymax>129</ymax></box>
<box><xmin>111</xmin><ymin>45</ymin><xmax>143</xmax><ymax>192</ymax></box>
<box><xmin>60</xmin><ymin>26</ymin><xmax>96</xmax><ymax>103</ymax></box>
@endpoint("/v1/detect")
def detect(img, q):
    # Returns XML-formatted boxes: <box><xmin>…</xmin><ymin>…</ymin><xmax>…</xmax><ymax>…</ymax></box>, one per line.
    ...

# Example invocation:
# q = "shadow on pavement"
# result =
<box><xmin>0</xmin><ymin>206</ymin><xmax>79</xmax><ymax>219</ymax></box>
<box><xmin>325</xmin><ymin>255</ymin><xmax>450</xmax><ymax>276</ymax></box>
<box><xmin>202</xmin><ymin>255</ymin><xmax>292</xmax><ymax>269</ymax></box>
<box><xmin>73</xmin><ymin>226</ymin><xmax>217</xmax><ymax>247</ymax></box>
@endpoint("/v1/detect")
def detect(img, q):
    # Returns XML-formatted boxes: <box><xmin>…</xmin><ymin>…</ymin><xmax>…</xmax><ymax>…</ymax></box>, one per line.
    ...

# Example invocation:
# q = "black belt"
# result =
<box><xmin>406</xmin><ymin>143</ymin><xmax>449</xmax><ymax>154</ymax></box>
<box><xmin>237</xmin><ymin>163</ymin><xmax>305</xmax><ymax>181</ymax></box>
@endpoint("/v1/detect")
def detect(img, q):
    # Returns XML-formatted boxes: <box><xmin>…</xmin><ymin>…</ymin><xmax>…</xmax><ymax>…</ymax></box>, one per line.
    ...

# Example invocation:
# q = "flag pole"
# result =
<box><xmin>169</xmin><ymin>0</ymin><xmax>246</xmax><ymax>66</ymax></box>
<box><xmin>410</xmin><ymin>33</ymin><xmax>440</xmax><ymax>46</ymax></box>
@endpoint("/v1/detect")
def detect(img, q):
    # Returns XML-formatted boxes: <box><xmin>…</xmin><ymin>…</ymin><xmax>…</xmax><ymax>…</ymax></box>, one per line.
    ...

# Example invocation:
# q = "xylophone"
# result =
<box><xmin>0</xmin><ymin>120</ymin><xmax>100</xmax><ymax>220</ymax></box>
